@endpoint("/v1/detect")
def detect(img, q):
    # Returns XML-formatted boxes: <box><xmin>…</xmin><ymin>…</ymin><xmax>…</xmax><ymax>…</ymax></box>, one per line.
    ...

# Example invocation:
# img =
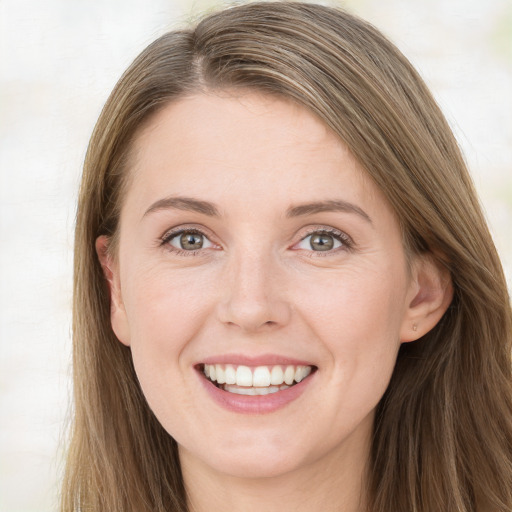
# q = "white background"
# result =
<box><xmin>1</xmin><ymin>0</ymin><xmax>511</xmax><ymax>510</ymax></box>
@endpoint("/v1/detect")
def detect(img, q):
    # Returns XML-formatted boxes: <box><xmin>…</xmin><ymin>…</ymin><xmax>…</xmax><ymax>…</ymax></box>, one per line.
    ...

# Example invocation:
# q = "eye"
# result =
<box><xmin>164</xmin><ymin>229</ymin><xmax>215</xmax><ymax>252</ymax></box>
<box><xmin>294</xmin><ymin>229</ymin><xmax>350</xmax><ymax>252</ymax></box>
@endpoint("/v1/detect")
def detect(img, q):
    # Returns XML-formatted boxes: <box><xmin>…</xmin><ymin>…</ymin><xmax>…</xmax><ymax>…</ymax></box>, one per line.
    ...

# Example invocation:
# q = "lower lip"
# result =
<box><xmin>197</xmin><ymin>371</ymin><xmax>315</xmax><ymax>414</ymax></box>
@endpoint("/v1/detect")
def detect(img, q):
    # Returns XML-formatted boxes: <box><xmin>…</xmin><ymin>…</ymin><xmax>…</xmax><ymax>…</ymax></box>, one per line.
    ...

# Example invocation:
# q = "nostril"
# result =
<box><xmin>215</xmin><ymin>287</ymin><xmax>292</xmax><ymax>332</ymax></box>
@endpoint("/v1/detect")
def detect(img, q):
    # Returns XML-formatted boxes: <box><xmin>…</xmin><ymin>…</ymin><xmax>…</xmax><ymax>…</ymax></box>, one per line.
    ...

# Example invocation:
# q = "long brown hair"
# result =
<box><xmin>62</xmin><ymin>2</ymin><xmax>512</xmax><ymax>511</ymax></box>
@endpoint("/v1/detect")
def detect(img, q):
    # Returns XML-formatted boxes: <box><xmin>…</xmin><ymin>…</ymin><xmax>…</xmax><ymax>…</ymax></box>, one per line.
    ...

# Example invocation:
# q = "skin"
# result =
<box><xmin>97</xmin><ymin>91</ymin><xmax>452</xmax><ymax>512</ymax></box>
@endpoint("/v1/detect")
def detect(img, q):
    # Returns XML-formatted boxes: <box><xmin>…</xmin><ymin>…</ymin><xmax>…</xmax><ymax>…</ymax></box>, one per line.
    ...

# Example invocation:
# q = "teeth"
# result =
<box><xmin>270</xmin><ymin>365</ymin><xmax>284</xmax><ymax>385</ymax></box>
<box><xmin>284</xmin><ymin>365</ymin><xmax>295</xmax><ymax>385</ymax></box>
<box><xmin>223</xmin><ymin>385</ymin><xmax>285</xmax><ymax>395</ymax></box>
<box><xmin>295</xmin><ymin>365</ymin><xmax>312</xmax><ymax>382</ymax></box>
<box><xmin>225</xmin><ymin>364</ymin><xmax>236</xmax><ymax>385</ymax></box>
<box><xmin>236</xmin><ymin>366</ymin><xmax>253</xmax><ymax>386</ymax></box>
<box><xmin>203</xmin><ymin>363</ymin><xmax>314</xmax><ymax>388</ymax></box>
<box><xmin>252</xmin><ymin>367</ymin><xmax>271</xmax><ymax>387</ymax></box>
<box><xmin>216</xmin><ymin>366</ymin><xmax>226</xmax><ymax>384</ymax></box>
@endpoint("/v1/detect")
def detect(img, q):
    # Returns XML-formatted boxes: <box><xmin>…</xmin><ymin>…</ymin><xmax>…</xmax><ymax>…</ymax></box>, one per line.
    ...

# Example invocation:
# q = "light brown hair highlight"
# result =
<box><xmin>62</xmin><ymin>3</ymin><xmax>512</xmax><ymax>511</ymax></box>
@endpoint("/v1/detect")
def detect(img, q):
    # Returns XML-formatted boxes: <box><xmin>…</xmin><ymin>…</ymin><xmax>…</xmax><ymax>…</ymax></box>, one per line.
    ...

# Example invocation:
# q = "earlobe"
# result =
<box><xmin>400</xmin><ymin>254</ymin><xmax>453</xmax><ymax>342</ymax></box>
<box><xmin>95</xmin><ymin>235</ymin><xmax>131</xmax><ymax>346</ymax></box>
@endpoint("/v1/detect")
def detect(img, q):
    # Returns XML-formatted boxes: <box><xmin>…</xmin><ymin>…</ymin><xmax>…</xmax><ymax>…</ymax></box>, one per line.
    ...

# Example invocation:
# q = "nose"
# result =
<box><xmin>216</xmin><ymin>249</ymin><xmax>291</xmax><ymax>333</ymax></box>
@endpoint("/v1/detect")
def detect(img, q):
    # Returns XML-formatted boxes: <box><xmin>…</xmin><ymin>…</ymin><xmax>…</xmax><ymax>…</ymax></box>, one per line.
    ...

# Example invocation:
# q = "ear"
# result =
<box><xmin>400</xmin><ymin>253</ymin><xmax>453</xmax><ymax>342</ymax></box>
<box><xmin>95</xmin><ymin>235</ymin><xmax>131</xmax><ymax>346</ymax></box>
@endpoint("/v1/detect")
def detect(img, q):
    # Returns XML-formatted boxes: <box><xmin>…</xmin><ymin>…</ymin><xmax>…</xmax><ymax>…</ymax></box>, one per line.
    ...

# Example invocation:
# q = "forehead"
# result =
<box><xmin>124</xmin><ymin>91</ymin><xmax>382</xmax><ymax>215</ymax></box>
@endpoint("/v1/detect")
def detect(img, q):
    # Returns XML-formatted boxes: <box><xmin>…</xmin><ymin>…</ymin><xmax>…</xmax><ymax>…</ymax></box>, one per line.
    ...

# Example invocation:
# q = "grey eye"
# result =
<box><xmin>295</xmin><ymin>232</ymin><xmax>343</xmax><ymax>252</ymax></box>
<box><xmin>168</xmin><ymin>231</ymin><xmax>214</xmax><ymax>251</ymax></box>
<box><xmin>179</xmin><ymin>232</ymin><xmax>204</xmax><ymax>250</ymax></box>
<box><xmin>309</xmin><ymin>233</ymin><xmax>335</xmax><ymax>251</ymax></box>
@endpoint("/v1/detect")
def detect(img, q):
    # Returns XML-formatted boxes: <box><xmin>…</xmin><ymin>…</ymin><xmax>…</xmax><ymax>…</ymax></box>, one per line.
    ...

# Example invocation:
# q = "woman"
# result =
<box><xmin>62</xmin><ymin>2</ymin><xmax>512</xmax><ymax>511</ymax></box>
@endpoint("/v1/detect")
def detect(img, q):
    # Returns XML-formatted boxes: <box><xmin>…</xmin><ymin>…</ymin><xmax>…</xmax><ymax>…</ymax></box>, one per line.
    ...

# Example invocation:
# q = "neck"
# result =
<box><xmin>180</xmin><ymin>423</ymin><xmax>371</xmax><ymax>512</ymax></box>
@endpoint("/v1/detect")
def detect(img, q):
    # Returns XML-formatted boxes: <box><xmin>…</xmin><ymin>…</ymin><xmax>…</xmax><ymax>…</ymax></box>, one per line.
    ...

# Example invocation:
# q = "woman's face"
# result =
<box><xmin>103</xmin><ymin>92</ymin><xmax>423</xmax><ymax>480</ymax></box>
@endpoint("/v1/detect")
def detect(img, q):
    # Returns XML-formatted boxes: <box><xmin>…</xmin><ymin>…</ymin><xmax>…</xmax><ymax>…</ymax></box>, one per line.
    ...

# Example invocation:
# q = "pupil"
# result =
<box><xmin>180</xmin><ymin>232</ymin><xmax>203</xmax><ymax>250</ymax></box>
<box><xmin>310</xmin><ymin>234</ymin><xmax>333</xmax><ymax>251</ymax></box>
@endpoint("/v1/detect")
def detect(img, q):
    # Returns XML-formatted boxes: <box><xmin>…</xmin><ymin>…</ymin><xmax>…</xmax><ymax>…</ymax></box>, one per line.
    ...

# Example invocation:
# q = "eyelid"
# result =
<box><xmin>291</xmin><ymin>226</ymin><xmax>354</xmax><ymax>253</ymax></box>
<box><xmin>160</xmin><ymin>225</ymin><xmax>220</xmax><ymax>256</ymax></box>
<box><xmin>158</xmin><ymin>224</ymin><xmax>354</xmax><ymax>256</ymax></box>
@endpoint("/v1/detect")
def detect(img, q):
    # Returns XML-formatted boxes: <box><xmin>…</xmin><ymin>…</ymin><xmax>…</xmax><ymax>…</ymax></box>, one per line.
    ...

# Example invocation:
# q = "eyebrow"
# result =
<box><xmin>143</xmin><ymin>196</ymin><xmax>220</xmax><ymax>218</ymax></box>
<box><xmin>143</xmin><ymin>196</ymin><xmax>372</xmax><ymax>224</ymax></box>
<box><xmin>286</xmin><ymin>200</ymin><xmax>373</xmax><ymax>224</ymax></box>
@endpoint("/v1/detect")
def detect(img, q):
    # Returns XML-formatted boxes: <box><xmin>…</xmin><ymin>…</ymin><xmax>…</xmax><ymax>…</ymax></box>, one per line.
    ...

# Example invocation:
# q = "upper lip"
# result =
<box><xmin>198</xmin><ymin>353</ymin><xmax>316</xmax><ymax>367</ymax></box>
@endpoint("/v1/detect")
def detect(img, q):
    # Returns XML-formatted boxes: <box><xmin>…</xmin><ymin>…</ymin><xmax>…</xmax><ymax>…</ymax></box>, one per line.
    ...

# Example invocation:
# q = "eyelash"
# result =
<box><xmin>297</xmin><ymin>227</ymin><xmax>353</xmax><ymax>257</ymax></box>
<box><xmin>160</xmin><ymin>227</ymin><xmax>213</xmax><ymax>257</ymax></box>
<box><xmin>159</xmin><ymin>226</ymin><xmax>354</xmax><ymax>257</ymax></box>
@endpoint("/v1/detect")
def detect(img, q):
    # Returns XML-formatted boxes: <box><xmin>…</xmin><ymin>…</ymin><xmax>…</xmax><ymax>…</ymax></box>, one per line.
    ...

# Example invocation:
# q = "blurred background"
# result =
<box><xmin>0</xmin><ymin>0</ymin><xmax>511</xmax><ymax>510</ymax></box>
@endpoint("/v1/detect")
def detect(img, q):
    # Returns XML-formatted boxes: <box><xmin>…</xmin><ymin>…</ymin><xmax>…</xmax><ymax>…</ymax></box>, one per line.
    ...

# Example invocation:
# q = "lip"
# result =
<box><xmin>199</xmin><ymin>353</ymin><xmax>315</xmax><ymax>367</ymax></box>
<box><xmin>195</xmin><ymin>357</ymin><xmax>316</xmax><ymax>414</ymax></box>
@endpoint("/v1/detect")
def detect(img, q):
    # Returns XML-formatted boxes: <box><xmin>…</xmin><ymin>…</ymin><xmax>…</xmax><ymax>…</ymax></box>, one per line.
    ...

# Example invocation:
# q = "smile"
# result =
<box><xmin>202</xmin><ymin>364</ymin><xmax>315</xmax><ymax>395</ymax></box>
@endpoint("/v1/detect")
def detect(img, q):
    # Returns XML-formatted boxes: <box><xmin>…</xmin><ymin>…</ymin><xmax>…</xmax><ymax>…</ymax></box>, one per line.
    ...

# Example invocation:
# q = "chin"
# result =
<box><xmin>179</xmin><ymin>436</ymin><xmax>308</xmax><ymax>480</ymax></box>
<box><xmin>210</xmin><ymin>453</ymin><xmax>302</xmax><ymax>480</ymax></box>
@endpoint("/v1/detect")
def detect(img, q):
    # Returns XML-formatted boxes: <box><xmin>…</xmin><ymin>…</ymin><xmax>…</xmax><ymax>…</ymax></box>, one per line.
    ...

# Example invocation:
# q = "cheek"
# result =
<box><xmin>299</xmin><ymin>260</ymin><xmax>408</xmax><ymax>338</ymax></box>
<box><xmin>297</xmin><ymin>263</ymin><xmax>407</xmax><ymax>396</ymax></box>
<box><xmin>121</xmin><ymin>263</ymin><xmax>215</xmax><ymax>375</ymax></box>
<box><xmin>120</xmin><ymin>266</ymin><xmax>217</xmax><ymax>425</ymax></box>
<box><xmin>128</xmin><ymin>269</ymin><xmax>208</xmax><ymax>332</ymax></box>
